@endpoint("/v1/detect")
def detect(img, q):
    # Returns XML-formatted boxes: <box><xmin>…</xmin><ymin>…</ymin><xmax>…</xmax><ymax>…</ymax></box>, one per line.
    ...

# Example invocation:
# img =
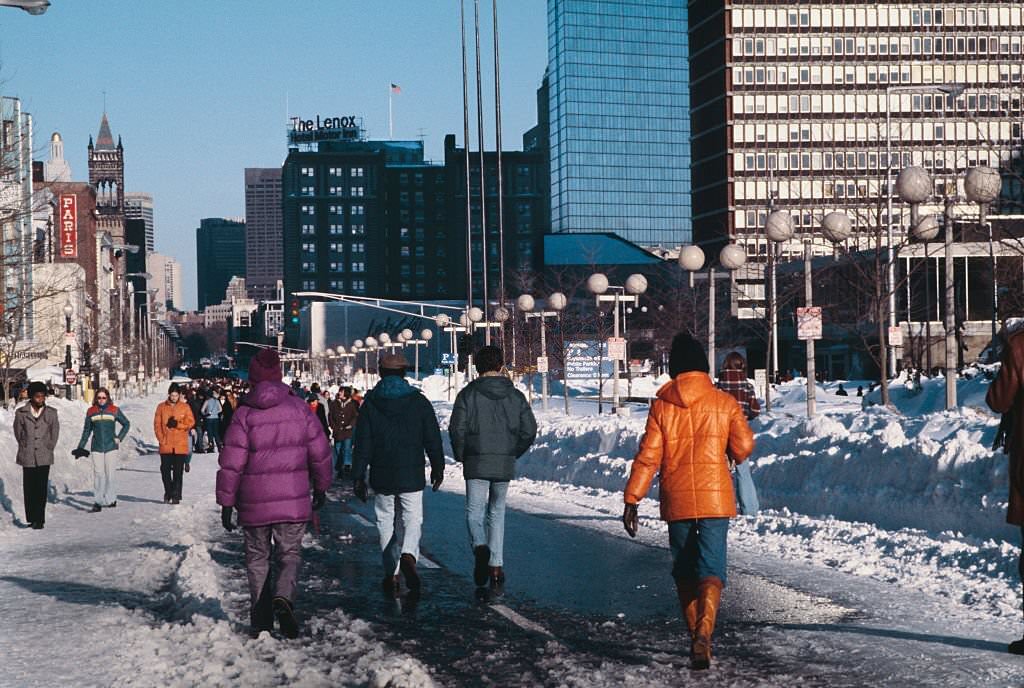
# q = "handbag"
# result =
<box><xmin>733</xmin><ymin>460</ymin><xmax>760</xmax><ymax>515</ymax></box>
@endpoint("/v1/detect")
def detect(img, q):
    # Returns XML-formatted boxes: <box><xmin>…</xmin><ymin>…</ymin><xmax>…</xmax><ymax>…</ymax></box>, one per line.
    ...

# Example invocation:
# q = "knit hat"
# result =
<box><xmin>168</xmin><ymin>382</ymin><xmax>181</xmax><ymax>394</ymax></box>
<box><xmin>668</xmin><ymin>332</ymin><xmax>709</xmax><ymax>377</ymax></box>
<box><xmin>249</xmin><ymin>349</ymin><xmax>283</xmax><ymax>384</ymax></box>
<box><xmin>27</xmin><ymin>381</ymin><xmax>47</xmax><ymax>396</ymax></box>
<box><xmin>379</xmin><ymin>352</ymin><xmax>410</xmax><ymax>370</ymax></box>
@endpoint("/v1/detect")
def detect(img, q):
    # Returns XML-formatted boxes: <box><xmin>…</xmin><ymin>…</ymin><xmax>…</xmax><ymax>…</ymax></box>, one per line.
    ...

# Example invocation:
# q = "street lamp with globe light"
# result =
<box><xmin>964</xmin><ymin>165</ymin><xmax>1003</xmax><ymax>344</ymax></box>
<box><xmin>516</xmin><ymin>293</ymin><xmax>560</xmax><ymax>411</ymax></box>
<box><xmin>587</xmin><ymin>273</ymin><xmax>647</xmax><ymax>414</ymax></box>
<box><xmin>547</xmin><ymin>292</ymin><xmax>570</xmax><ymax>415</ymax></box>
<box><xmin>676</xmin><ymin>245</ymin><xmax>745</xmax><ymax>380</ymax></box>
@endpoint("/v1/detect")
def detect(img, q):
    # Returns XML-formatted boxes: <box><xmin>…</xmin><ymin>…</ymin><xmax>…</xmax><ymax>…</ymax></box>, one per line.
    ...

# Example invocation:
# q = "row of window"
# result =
<box><xmin>298</xmin><ymin>186</ymin><xmax>366</xmax><ymax>197</ymax></box>
<box><xmin>734</xmin><ymin>177</ymin><xmax>968</xmax><ymax>207</ymax></box>
<box><xmin>300</xmin><ymin>166</ymin><xmax>365</xmax><ymax>178</ymax></box>
<box><xmin>302</xmin><ymin>279</ymin><xmax>366</xmax><ymax>294</ymax></box>
<box><xmin>732</xmin><ymin>6</ymin><xmax>1024</xmax><ymax>31</ymax></box>
<box><xmin>301</xmin><ymin>205</ymin><xmax>366</xmax><ymax>217</ymax></box>
<box><xmin>735</xmin><ymin>33</ymin><xmax>1024</xmax><ymax>59</ymax></box>
<box><xmin>733</xmin><ymin>64</ymin><xmax>1023</xmax><ymax>90</ymax></box>
<box><xmin>734</xmin><ymin>94</ymin><xmax>1024</xmax><ymax>120</ymax></box>
<box><xmin>734</xmin><ymin>148</ymin><xmax>1008</xmax><ymax>174</ymax></box>
<box><xmin>733</xmin><ymin>120</ymin><xmax>1020</xmax><ymax>148</ymax></box>
<box><xmin>300</xmin><ymin>223</ymin><xmax>367</xmax><ymax>236</ymax></box>
<box><xmin>301</xmin><ymin>261</ymin><xmax>366</xmax><ymax>274</ymax></box>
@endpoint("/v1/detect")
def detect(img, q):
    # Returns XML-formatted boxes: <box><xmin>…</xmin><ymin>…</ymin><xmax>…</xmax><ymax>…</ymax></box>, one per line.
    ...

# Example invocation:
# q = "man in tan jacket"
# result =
<box><xmin>623</xmin><ymin>333</ymin><xmax>754</xmax><ymax>670</ymax></box>
<box><xmin>987</xmin><ymin>328</ymin><xmax>1024</xmax><ymax>654</ymax></box>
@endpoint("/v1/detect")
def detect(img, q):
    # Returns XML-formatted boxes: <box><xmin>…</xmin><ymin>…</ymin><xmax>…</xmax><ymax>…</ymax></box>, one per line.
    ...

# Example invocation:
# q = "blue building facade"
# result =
<box><xmin>547</xmin><ymin>0</ymin><xmax>692</xmax><ymax>248</ymax></box>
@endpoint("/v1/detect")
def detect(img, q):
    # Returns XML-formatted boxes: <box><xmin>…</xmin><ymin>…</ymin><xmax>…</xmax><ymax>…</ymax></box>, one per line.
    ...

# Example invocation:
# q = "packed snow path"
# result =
<box><xmin>1</xmin><ymin>395</ymin><xmax>1024</xmax><ymax>686</ymax></box>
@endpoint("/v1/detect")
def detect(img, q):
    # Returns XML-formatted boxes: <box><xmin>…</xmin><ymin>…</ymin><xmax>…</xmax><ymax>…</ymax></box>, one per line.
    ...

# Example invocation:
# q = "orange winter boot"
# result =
<box><xmin>691</xmin><ymin>576</ymin><xmax>723</xmax><ymax>670</ymax></box>
<box><xmin>675</xmin><ymin>578</ymin><xmax>699</xmax><ymax>637</ymax></box>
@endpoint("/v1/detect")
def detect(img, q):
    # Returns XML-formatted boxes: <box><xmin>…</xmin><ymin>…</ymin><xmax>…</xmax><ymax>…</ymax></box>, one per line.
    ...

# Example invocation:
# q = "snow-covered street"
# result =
<box><xmin>1</xmin><ymin>381</ymin><xmax>1024</xmax><ymax>686</ymax></box>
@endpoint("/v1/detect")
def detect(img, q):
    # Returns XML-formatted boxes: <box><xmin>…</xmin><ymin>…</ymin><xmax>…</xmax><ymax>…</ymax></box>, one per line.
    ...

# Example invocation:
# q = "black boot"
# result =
<box><xmin>272</xmin><ymin>596</ymin><xmax>299</xmax><ymax>639</ymax></box>
<box><xmin>400</xmin><ymin>553</ymin><xmax>421</xmax><ymax>594</ymax></box>
<box><xmin>1010</xmin><ymin>637</ymin><xmax>1024</xmax><ymax>655</ymax></box>
<box><xmin>250</xmin><ymin>580</ymin><xmax>274</xmax><ymax>638</ymax></box>
<box><xmin>473</xmin><ymin>545</ymin><xmax>490</xmax><ymax>587</ymax></box>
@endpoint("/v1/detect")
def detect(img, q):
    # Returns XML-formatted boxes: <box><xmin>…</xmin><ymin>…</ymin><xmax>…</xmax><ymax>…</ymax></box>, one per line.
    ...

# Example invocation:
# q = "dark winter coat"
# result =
<box><xmin>352</xmin><ymin>376</ymin><xmax>444</xmax><ymax>495</ymax></box>
<box><xmin>987</xmin><ymin>330</ymin><xmax>1024</xmax><ymax>525</ymax></box>
<box><xmin>308</xmin><ymin>399</ymin><xmax>330</xmax><ymax>440</ymax></box>
<box><xmin>14</xmin><ymin>404</ymin><xmax>60</xmax><ymax>467</ymax></box>
<box><xmin>216</xmin><ymin>381</ymin><xmax>333</xmax><ymax>527</ymax></box>
<box><xmin>328</xmin><ymin>398</ymin><xmax>358</xmax><ymax>440</ymax></box>
<box><xmin>77</xmin><ymin>403</ymin><xmax>130</xmax><ymax>454</ymax></box>
<box><xmin>449</xmin><ymin>375</ymin><xmax>537</xmax><ymax>481</ymax></box>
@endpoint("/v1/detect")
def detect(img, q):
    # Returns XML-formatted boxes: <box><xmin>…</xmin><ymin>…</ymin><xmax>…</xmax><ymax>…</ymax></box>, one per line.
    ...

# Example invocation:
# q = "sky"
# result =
<box><xmin>0</xmin><ymin>0</ymin><xmax>547</xmax><ymax>309</ymax></box>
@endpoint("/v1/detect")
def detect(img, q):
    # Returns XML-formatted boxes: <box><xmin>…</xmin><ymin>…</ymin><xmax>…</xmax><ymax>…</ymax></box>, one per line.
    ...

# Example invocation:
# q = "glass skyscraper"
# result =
<box><xmin>547</xmin><ymin>0</ymin><xmax>692</xmax><ymax>248</ymax></box>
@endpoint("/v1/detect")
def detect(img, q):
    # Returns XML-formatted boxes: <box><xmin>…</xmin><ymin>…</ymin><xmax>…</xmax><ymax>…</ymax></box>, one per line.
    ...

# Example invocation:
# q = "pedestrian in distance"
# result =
<box><xmin>307</xmin><ymin>392</ymin><xmax>330</xmax><ymax>441</ymax></box>
<box><xmin>217</xmin><ymin>349</ymin><xmax>333</xmax><ymax>639</ymax></box>
<box><xmin>623</xmin><ymin>333</ymin><xmax>754</xmax><ymax>670</ymax></box>
<box><xmin>154</xmin><ymin>383</ymin><xmax>196</xmax><ymax>505</ymax></box>
<box><xmin>836</xmin><ymin>384</ymin><xmax>849</xmax><ymax>397</ymax></box>
<box><xmin>220</xmin><ymin>389</ymin><xmax>237</xmax><ymax>444</ymax></box>
<box><xmin>202</xmin><ymin>390</ymin><xmax>224</xmax><ymax>453</ymax></box>
<box><xmin>14</xmin><ymin>381</ymin><xmax>59</xmax><ymax>529</ymax></box>
<box><xmin>328</xmin><ymin>386</ymin><xmax>358</xmax><ymax>478</ymax></box>
<box><xmin>715</xmin><ymin>352</ymin><xmax>761</xmax><ymax>516</ymax></box>
<box><xmin>74</xmin><ymin>387</ymin><xmax>131</xmax><ymax>513</ymax></box>
<box><xmin>449</xmin><ymin>345</ymin><xmax>537</xmax><ymax>592</ymax></box>
<box><xmin>987</xmin><ymin>325</ymin><xmax>1024</xmax><ymax>654</ymax></box>
<box><xmin>188</xmin><ymin>391</ymin><xmax>205</xmax><ymax>453</ymax></box>
<box><xmin>352</xmin><ymin>352</ymin><xmax>445</xmax><ymax>601</ymax></box>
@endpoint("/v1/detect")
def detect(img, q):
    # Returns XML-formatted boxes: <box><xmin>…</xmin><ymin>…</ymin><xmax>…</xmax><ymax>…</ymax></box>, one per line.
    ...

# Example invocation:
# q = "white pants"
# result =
<box><xmin>91</xmin><ymin>450</ymin><xmax>118</xmax><ymax>506</ymax></box>
<box><xmin>373</xmin><ymin>491</ymin><xmax>423</xmax><ymax>575</ymax></box>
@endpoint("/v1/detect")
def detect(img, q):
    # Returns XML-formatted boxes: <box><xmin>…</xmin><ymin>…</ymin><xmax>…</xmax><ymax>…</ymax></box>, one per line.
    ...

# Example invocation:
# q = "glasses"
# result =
<box><xmin>96</xmin><ymin>395</ymin><xmax>108</xmax><ymax>400</ymax></box>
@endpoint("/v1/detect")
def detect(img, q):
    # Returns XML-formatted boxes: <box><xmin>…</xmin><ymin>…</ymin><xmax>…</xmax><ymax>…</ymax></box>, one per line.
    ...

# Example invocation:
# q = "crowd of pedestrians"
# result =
<box><xmin>28</xmin><ymin>327</ymin><xmax>1024</xmax><ymax>668</ymax></box>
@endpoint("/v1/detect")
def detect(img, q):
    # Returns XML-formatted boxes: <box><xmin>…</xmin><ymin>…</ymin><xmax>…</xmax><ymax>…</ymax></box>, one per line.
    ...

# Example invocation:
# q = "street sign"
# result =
<box><xmin>796</xmin><ymin>307</ymin><xmax>823</xmax><ymax>341</ymax></box>
<box><xmin>64</xmin><ymin>332</ymin><xmax>76</xmax><ymax>347</ymax></box>
<box><xmin>64</xmin><ymin>369</ymin><xmax>77</xmax><ymax>385</ymax></box>
<box><xmin>536</xmin><ymin>356</ymin><xmax>549</xmax><ymax>373</ymax></box>
<box><xmin>754</xmin><ymin>368</ymin><xmax>767</xmax><ymax>399</ymax></box>
<box><xmin>888</xmin><ymin>326</ymin><xmax>904</xmax><ymax>348</ymax></box>
<box><xmin>607</xmin><ymin>337</ymin><xmax>627</xmax><ymax>361</ymax></box>
<box><xmin>565</xmin><ymin>341</ymin><xmax>614</xmax><ymax>380</ymax></box>
<box><xmin>117</xmin><ymin>371</ymin><xmax>127</xmax><ymax>381</ymax></box>
<box><xmin>441</xmin><ymin>353</ymin><xmax>458</xmax><ymax>366</ymax></box>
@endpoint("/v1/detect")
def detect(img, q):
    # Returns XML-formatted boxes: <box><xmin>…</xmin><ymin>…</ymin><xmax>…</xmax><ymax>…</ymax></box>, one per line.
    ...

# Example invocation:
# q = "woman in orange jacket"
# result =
<box><xmin>623</xmin><ymin>333</ymin><xmax>754</xmax><ymax>670</ymax></box>
<box><xmin>154</xmin><ymin>383</ymin><xmax>197</xmax><ymax>504</ymax></box>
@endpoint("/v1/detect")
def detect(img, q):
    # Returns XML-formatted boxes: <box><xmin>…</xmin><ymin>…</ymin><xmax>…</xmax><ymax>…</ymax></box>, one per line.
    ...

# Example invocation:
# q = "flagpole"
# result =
<box><xmin>388</xmin><ymin>84</ymin><xmax>393</xmax><ymax>139</ymax></box>
<box><xmin>473</xmin><ymin>0</ymin><xmax>490</xmax><ymax>345</ymax></box>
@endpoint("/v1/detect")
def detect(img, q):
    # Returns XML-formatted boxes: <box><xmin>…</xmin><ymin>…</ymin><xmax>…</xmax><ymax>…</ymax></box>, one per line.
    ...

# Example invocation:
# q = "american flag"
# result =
<box><xmin>391</xmin><ymin>83</ymin><xmax>401</xmax><ymax>94</ymax></box>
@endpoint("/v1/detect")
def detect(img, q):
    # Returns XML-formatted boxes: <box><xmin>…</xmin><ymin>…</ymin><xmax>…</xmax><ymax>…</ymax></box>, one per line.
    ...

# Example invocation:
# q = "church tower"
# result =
<box><xmin>88</xmin><ymin>113</ymin><xmax>124</xmax><ymax>242</ymax></box>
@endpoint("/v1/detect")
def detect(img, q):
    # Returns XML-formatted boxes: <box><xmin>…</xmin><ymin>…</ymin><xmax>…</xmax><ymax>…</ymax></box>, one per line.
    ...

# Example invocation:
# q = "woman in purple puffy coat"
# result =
<box><xmin>216</xmin><ymin>349</ymin><xmax>333</xmax><ymax>638</ymax></box>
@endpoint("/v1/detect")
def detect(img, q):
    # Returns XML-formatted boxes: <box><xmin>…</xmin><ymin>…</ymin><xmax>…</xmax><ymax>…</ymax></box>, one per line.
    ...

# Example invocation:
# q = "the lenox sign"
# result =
<box><xmin>288</xmin><ymin>115</ymin><xmax>363</xmax><ymax>144</ymax></box>
<box><xmin>289</xmin><ymin>116</ymin><xmax>359</xmax><ymax>132</ymax></box>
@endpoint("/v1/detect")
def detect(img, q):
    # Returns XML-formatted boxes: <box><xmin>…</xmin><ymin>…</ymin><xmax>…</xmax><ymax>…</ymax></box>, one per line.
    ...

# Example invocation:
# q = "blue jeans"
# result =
<box><xmin>465</xmin><ymin>479</ymin><xmax>509</xmax><ymax>567</ymax></box>
<box><xmin>374</xmin><ymin>491</ymin><xmax>423</xmax><ymax>575</ymax></box>
<box><xmin>334</xmin><ymin>438</ymin><xmax>352</xmax><ymax>472</ymax></box>
<box><xmin>204</xmin><ymin>419</ymin><xmax>222</xmax><ymax>450</ymax></box>
<box><xmin>668</xmin><ymin>518</ymin><xmax>729</xmax><ymax>586</ymax></box>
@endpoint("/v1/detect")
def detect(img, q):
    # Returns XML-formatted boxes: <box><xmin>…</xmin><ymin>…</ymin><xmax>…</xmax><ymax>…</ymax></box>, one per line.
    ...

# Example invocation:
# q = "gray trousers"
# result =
<box><xmin>243</xmin><ymin>522</ymin><xmax>306</xmax><ymax>605</ymax></box>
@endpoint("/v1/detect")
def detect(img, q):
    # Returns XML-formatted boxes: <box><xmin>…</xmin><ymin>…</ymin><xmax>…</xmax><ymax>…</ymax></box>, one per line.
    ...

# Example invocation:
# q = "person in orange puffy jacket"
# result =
<box><xmin>622</xmin><ymin>333</ymin><xmax>754</xmax><ymax>670</ymax></box>
<box><xmin>154</xmin><ymin>383</ymin><xmax>197</xmax><ymax>504</ymax></box>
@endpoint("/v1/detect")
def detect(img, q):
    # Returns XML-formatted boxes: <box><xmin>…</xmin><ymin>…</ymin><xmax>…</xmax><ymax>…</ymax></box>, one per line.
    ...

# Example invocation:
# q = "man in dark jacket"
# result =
<box><xmin>328</xmin><ymin>387</ymin><xmax>358</xmax><ymax>477</ymax></box>
<box><xmin>449</xmin><ymin>345</ymin><xmax>537</xmax><ymax>589</ymax></box>
<box><xmin>988</xmin><ymin>327</ymin><xmax>1024</xmax><ymax>654</ymax></box>
<box><xmin>13</xmin><ymin>381</ymin><xmax>60</xmax><ymax>529</ymax></box>
<box><xmin>352</xmin><ymin>353</ymin><xmax>444</xmax><ymax>598</ymax></box>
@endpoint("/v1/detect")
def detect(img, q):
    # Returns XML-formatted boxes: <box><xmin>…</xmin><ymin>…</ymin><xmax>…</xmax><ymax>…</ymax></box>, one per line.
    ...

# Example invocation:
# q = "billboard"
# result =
<box><xmin>58</xmin><ymin>194</ymin><xmax>77</xmax><ymax>258</ymax></box>
<box><xmin>565</xmin><ymin>340</ymin><xmax>614</xmax><ymax>380</ymax></box>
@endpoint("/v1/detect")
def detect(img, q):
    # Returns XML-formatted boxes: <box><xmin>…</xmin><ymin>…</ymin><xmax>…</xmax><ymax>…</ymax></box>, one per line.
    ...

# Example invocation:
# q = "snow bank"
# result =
<box><xmin>460</xmin><ymin>373</ymin><xmax>1017</xmax><ymax>547</ymax></box>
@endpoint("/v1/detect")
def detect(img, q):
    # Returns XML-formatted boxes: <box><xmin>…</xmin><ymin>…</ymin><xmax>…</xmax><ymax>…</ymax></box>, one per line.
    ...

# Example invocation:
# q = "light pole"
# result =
<box><xmin>764</xmin><ymin>210</ymin><xmax>795</xmax><ymax>409</ymax></box>
<box><xmin>963</xmin><ymin>166</ymin><xmax>1002</xmax><ymax>345</ymax></box>
<box><xmin>586</xmin><ymin>273</ymin><xmax>647</xmax><ymax>413</ymax></box>
<box><xmin>0</xmin><ymin>0</ymin><xmax>49</xmax><ymax>14</ymax></box>
<box><xmin>678</xmin><ymin>245</ymin><xmax>747</xmax><ymax>380</ymax></box>
<box><xmin>63</xmin><ymin>300</ymin><xmax>73</xmax><ymax>398</ymax></box>
<box><xmin>812</xmin><ymin>212</ymin><xmax>855</xmax><ymax>418</ymax></box>
<box><xmin>896</xmin><ymin>166</ymin><xmax>935</xmax><ymax>373</ymax></box>
<box><xmin>884</xmin><ymin>83</ymin><xmax>965</xmax><ymax>377</ymax></box>
<box><xmin>548</xmin><ymin>292</ymin><xmax>569</xmax><ymax>415</ymax></box>
<box><xmin>517</xmin><ymin>294</ymin><xmax>559</xmax><ymax>412</ymax></box>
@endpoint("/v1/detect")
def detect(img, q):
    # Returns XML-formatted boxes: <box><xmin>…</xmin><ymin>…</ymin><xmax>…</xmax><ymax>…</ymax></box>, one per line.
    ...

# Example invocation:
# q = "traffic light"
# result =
<box><xmin>290</xmin><ymin>299</ymin><xmax>300</xmax><ymax>325</ymax></box>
